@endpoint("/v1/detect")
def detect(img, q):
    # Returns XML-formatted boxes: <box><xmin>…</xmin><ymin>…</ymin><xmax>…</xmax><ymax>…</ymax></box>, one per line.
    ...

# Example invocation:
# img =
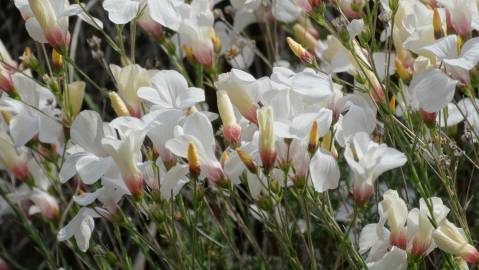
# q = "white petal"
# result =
<box><xmin>409</xmin><ymin>69</ymin><xmax>457</xmax><ymax>112</ymax></box>
<box><xmin>160</xmin><ymin>165</ymin><xmax>189</xmax><ymax>199</ymax></box>
<box><xmin>148</xmin><ymin>0</ymin><xmax>182</xmax><ymax>31</ymax></box>
<box><xmin>10</xmin><ymin>111</ymin><xmax>38</xmax><ymax>146</ymax></box>
<box><xmin>25</xmin><ymin>18</ymin><xmax>48</xmax><ymax>43</ymax></box>
<box><xmin>102</xmin><ymin>0</ymin><xmax>139</xmax><ymax>24</ymax></box>
<box><xmin>309</xmin><ymin>149</ymin><xmax>340</xmax><ymax>192</ymax></box>
<box><xmin>71</xmin><ymin>110</ymin><xmax>106</xmax><ymax>156</ymax></box>
<box><xmin>76</xmin><ymin>155</ymin><xmax>111</xmax><ymax>184</ymax></box>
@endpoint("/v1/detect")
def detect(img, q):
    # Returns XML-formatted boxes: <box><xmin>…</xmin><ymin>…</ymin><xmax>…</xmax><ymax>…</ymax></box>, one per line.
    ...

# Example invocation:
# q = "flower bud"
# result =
<box><xmin>0</xmin><ymin>258</ymin><xmax>8</xmax><ymax>270</ymax></box>
<box><xmin>0</xmin><ymin>131</ymin><xmax>29</xmax><ymax>180</ymax></box>
<box><xmin>64</xmin><ymin>81</ymin><xmax>85</xmax><ymax>120</ymax></box>
<box><xmin>287</xmin><ymin>37</ymin><xmax>316</xmax><ymax>66</ymax></box>
<box><xmin>30</xmin><ymin>189</ymin><xmax>60</xmax><ymax>220</ymax></box>
<box><xmin>258</xmin><ymin>106</ymin><xmax>276</xmax><ymax>174</ymax></box>
<box><xmin>138</xmin><ymin>11</ymin><xmax>163</xmax><ymax>39</ymax></box>
<box><xmin>395</xmin><ymin>59</ymin><xmax>411</xmax><ymax>81</ymax></box>
<box><xmin>28</xmin><ymin>0</ymin><xmax>70</xmax><ymax>49</ymax></box>
<box><xmin>109</xmin><ymin>91</ymin><xmax>131</xmax><ymax>117</ymax></box>
<box><xmin>236</xmin><ymin>148</ymin><xmax>258</xmax><ymax>174</ymax></box>
<box><xmin>0</xmin><ymin>67</ymin><xmax>14</xmax><ymax>93</ymax></box>
<box><xmin>188</xmin><ymin>142</ymin><xmax>201</xmax><ymax>178</ymax></box>
<box><xmin>217</xmin><ymin>90</ymin><xmax>241</xmax><ymax>147</ymax></box>
<box><xmin>351</xmin><ymin>41</ymin><xmax>385</xmax><ymax>102</ymax></box>
<box><xmin>338</xmin><ymin>0</ymin><xmax>365</xmax><ymax>19</ymax></box>
<box><xmin>293</xmin><ymin>24</ymin><xmax>317</xmax><ymax>50</ymax></box>
<box><xmin>433</xmin><ymin>220</ymin><xmax>479</xmax><ymax>263</ymax></box>
<box><xmin>308</xmin><ymin>121</ymin><xmax>319</xmax><ymax>155</ymax></box>
<box><xmin>51</xmin><ymin>48</ymin><xmax>63</xmax><ymax>71</ymax></box>
<box><xmin>1</xmin><ymin>111</ymin><xmax>11</xmax><ymax>125</ymax></box>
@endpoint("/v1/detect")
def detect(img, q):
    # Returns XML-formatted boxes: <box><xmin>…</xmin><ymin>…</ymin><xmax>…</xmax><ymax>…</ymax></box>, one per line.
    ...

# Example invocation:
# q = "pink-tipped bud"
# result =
<box><xmin>0</xmin><ymin>131</ymin><xmax>29</xmax><ymax>181</ymax></box>
<box><xmin>138</xmin><ymin>11</ymin><xmax>163</xmax><ymax>39</ymax></box>
<box><xmin>30</xmin><ymin>189</ymin><xmax>60</xmax><ymax>220</ymax></box>
<box><xmin>217</xmin><ymin>90</ymin><xmax>241</xmax><ymax>147</ymax></box>
<box><xmin>258</xmin><ymin>106</ymin><xmax>276</xmax><ymax>173</ymax></box>
<box><xmin>0</xmin><ymin>69</ymin><xmax>14</xmax><ymax>92</ymax></box>
<box><xmin>433</xmin><ymin>220</ymin><xmax>479</xmax><ymax>263</ymax></box>
<box><xmin>287</xmin><ymin>37</ymin><xmax>316</xmax><ymax>66</ymax></box>
<box><xmin>28</xmin><ymin>0</ymin><xmax>70</xmax><ymax>49</ymax></box>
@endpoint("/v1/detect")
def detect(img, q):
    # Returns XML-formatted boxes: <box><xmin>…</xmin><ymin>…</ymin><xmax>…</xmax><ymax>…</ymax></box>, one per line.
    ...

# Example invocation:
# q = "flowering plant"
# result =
<box><xmin>1</xmin><ymin>0</ymin><xmax>479</xmax><ymax>269</ymax></box>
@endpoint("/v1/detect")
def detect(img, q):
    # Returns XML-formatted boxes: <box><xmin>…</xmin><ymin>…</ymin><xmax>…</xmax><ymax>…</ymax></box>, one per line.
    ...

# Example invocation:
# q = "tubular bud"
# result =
<box><xmin>395</xmin><ymin>59</ymin><xmax>411</xmax><ymax>81</ymax></box>
<box><xmin>188</xmin><ymin>142</ymin><xmax>201</xmax><ymax>178</ymax></box>
<box><xmin>64</xmin><ymin>81</ymin><xmax>85</xmax><ymax>120</ymax></box>
<box><xmin>51</xmin><ymin>48</ymin><xmax>63</xmax><ymax>70</ymax></box>
<box><xmin>293</xmin><ymin>24</ymin><xmax>317</xmax><ymax>50</ymax></box>
<box><xmin>0</xmin><ymin>131</ymin><xmax>29</xmax><ymax>181</ymax></box>
<box><xmin>433</xmin><ymin>220</ymin><xmax>479</xmax><ymax>263</ymax></box>
<box><xmin>236</xmin><ymin>148</ymin><xmax>258</xmax><ymax>174</ymax></box>
<box><xmin>217</xmin><ymin>90</ymin><xmax>241</xmax><ymax>147</ymax></box>
<box><xmin>308</xmin><ymin>121</ymin><xmax>319</xmax><ymax>155</ymax></box>
<box><xmin>258</xmin><ymin>106</ymin><xmax>276</xmax><ymax>173</ymax></box>
<box><xmin>28</xmin><ymin>0</ymin><xmax>70</xmax><ymax>49</ymax></box>
<box><xmin>109</xmin><ymin>91</ymin><xmax>131</xmax><ymax>117</ymax></box>
<box><xmin>286</xmin><ymin>37</ymin><xmax>316</xmax><ymax>66</ymax></box>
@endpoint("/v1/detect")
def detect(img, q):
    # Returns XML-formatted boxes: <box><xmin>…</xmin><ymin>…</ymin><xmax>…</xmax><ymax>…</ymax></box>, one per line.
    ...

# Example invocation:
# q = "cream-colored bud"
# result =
<box><xmin>64</xmin><ymin>81</ymin><xmax>85</xmax><ymax>119</ymax></box>
<box><xmin>108</xmin><ymin>91</ymin><xmax>130</xmax><ymax>117</ymax></box>
<box><xmin>258</xmin><ymin>106</ymin><xmax>276</xmax><ymax>173</ymax></box>
<box><xmin>217</xmin><ymin>90</ymin><xmax>236</xmax><ymax>126</ymax></box>
<box><xmin>293</xmin><ymin>24</ymin><xmax>317</xmax><ymax>50</ymax></box>
<box><xmin>433</xmin><ymin>220</ymin><xmax>479</xmax><ymax>263</ymax></box>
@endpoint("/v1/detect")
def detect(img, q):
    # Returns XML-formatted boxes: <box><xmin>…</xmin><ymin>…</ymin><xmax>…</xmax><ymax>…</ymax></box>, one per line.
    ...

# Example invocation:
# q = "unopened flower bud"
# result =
<box><xmin>395</xmin><ymin>59</ymin><xmax>411</xmax><ymax>81</ymax></box>
<box><xmin>188</xmin><ymin>142</ymin><xmax>201</xmax><ymax>178</ymax></box>
<box><xmin>293</xmin><ymin>24</ymin><xmax>317</xmax><ymax>50</ymax></box>
<box><xmin>64</xmin><ymin>81</ymin><xmax>85</xmax><ymax>120</ymax></box>
<box><xmin>217</xmin><ymin>90</ymin><xmax>241</xmax><ymax>147</ymax></box>
<box><xmin>287</xmin><ymin>37</ymin><xmax>316</xmax><ymax>66</ymax></box>
<box><xmin>52</xmin><ymin>48</ymin><xmax>63</xmax><ymax>71</ymax></box>
<box><xmin>258</xmin><ymin>106</ymin><xmax>276</xmax><ymax>174</ymax></box>
<box><xmin>30</xmin><ymin>189</ymin><xmax>60</xmax><ymax>220</ymax></box>
<box><xmin>138</xmin><ymin>11</ymin><xmax>163</xmax><ymax>39</ymax></box>
<box><xmin>0</xmin><ymin>131</ymin><xmax>29</xmax><ymax>180</ymax></box>
<box><xmin>381</xmin><ymin>190</ymin><xmax>408</xmax><ymax>250</ymax></box>
<box><xmin>236</xmin><ymin>148</ymin><xmax>258</xmax><ymax>174</ymax></box>
<box><xmin>308</xmin><ymin>121</ymin><xmax>319</xmax><ymax>155</ymax></box>
<box><xmin>433</xmin><ymin>220</ymin><xmax>479</xmax><ymax>263</ymax></box>
<box><xmin>1</xmin><ymin>111</ymin><xmax>11</xmax><ymax>125</ymax></box>
<box><xmin>28</xmin><ymin>0</ymin><xmax>70</xmax><ymax>49</ymax></box>
<box><xmin>108</xmin><ymin>91</ymin><xmax>130</xmax><ymax>117</ymax></box>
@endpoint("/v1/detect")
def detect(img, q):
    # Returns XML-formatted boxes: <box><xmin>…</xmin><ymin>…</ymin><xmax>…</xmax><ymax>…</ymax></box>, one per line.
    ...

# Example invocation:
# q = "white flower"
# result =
<box><xmin>109</xmin><ymin>64</ymin><xmax>153</xmax><ymax>117</ymax></box>
<box><xmin>380</xmin><ymin>190</ymin><xmax>408</xmax><ymax>250</ymax></box>
<box><xmin>407</xmin><ymin>197</ymin><xmax>449</xmax><ymax>256</ymax></box>
<box><xmin>406</xmin><ymin>68</ymin><xmax>458</xmax><ymax>113</ymax></box>
<box><xmin>433</xmin><ymin>219</ymin><xmax>479</xmax><ymax>263</ymax></box>
<box><xmin>102</xmin><ymin>129</ymin><xmax>146</xmax><ymax>197</ymax></box>
<box><xmin>59</xmin><ymin>110</ymin><xmax>115</xmax><ymax>185</ymax></box>
<box><xmin>166</xmin><ymin>112</ymin><xmax>226</xmax><ymax>183</ymax></box>
<box><xmin>0</xmin><ymin>73</ymin><xmax>63</xmax><ymax>147</ymax></box>
<box><xmin>345</xmin><ymin>132</ymin><xmax>407</xmax><ymax>204</ymax></box>
<box><xmin>367</xmin><ymin>247</ymin><xmax>407</xmax><ymax>270</ymax></box>
<box><xmin>215</xmin><ymin>69</ymin><xmax>262</xmax><ymax>124</ymax></box>
<box><xmin>137</xmin><ymin>70</ymin><xmax>204</xmax><ymax>111</ymax></box>
<box><xmin>57</xmin><ymin>207</ymin><xmax>101</xmax><ymax>252</ymax></box>
<box><xmin>215</xmin><ymin>22</ymin><xmax>256</xmax><ymax>70</ymax></box>
<box><xmin>16</xmin><ymin>0</ymin><xmax>102</xmax><ymax>48</ymax></box>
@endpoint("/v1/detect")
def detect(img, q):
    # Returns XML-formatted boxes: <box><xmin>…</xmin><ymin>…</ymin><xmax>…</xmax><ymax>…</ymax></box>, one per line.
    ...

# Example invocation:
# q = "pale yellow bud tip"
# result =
<box><xmin>108</xmin><ymin>91</ymin><xmax>130</xmax><ymax>117</ymax></box>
